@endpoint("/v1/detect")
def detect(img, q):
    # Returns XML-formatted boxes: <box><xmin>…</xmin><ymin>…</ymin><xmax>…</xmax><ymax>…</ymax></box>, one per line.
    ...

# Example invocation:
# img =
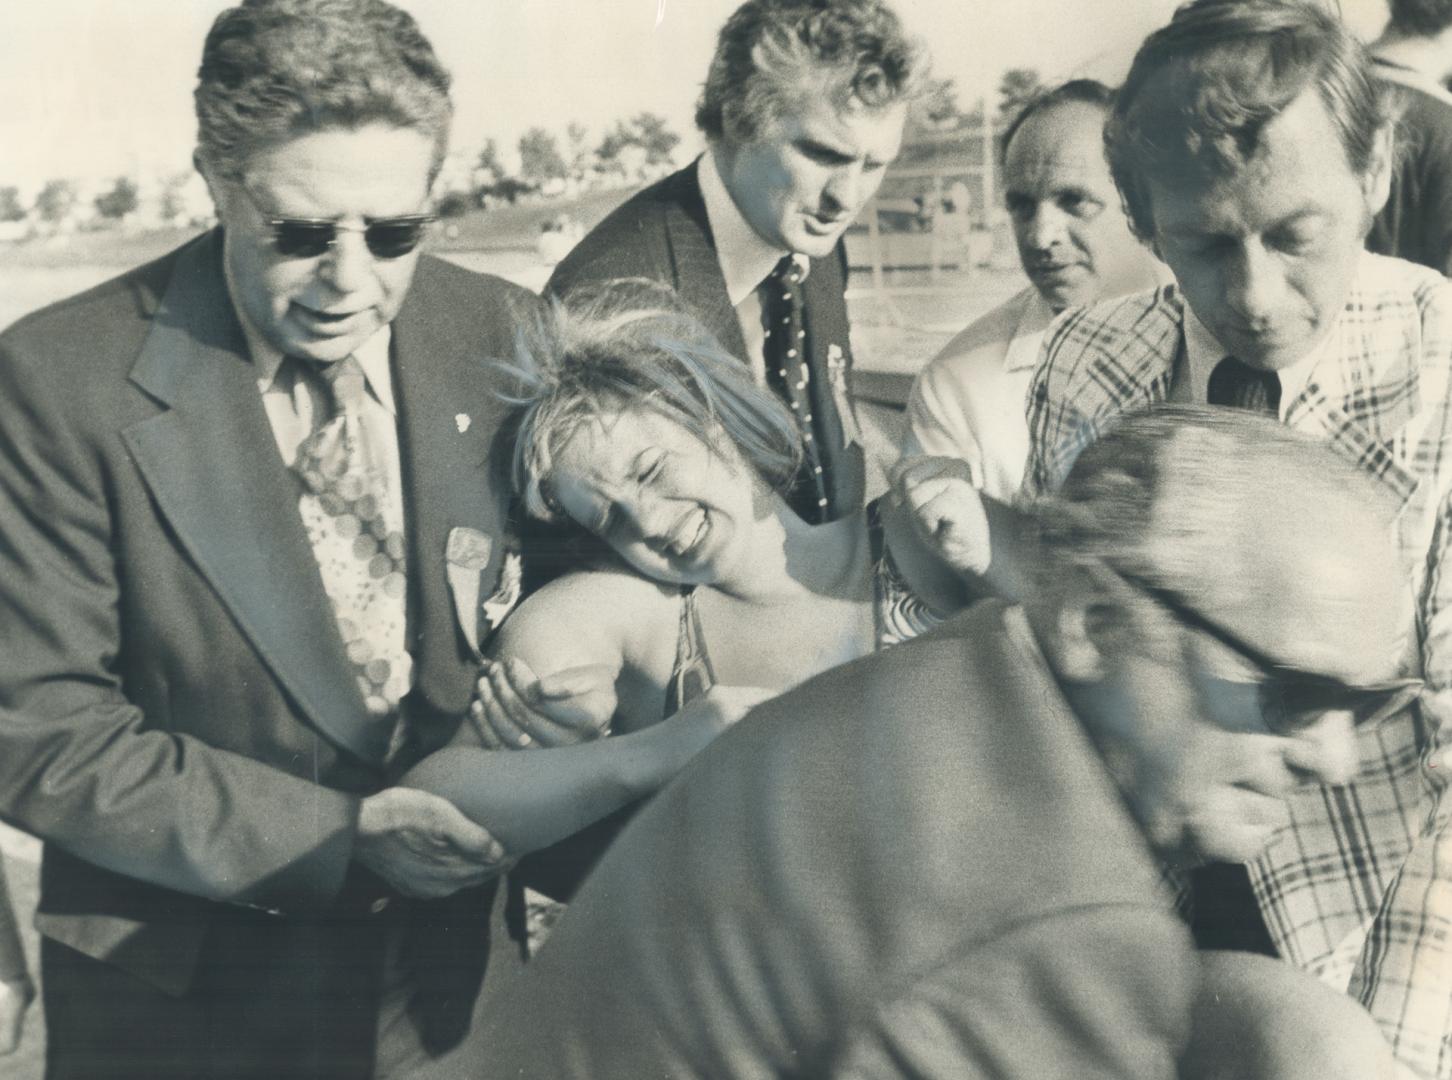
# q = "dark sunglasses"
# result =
<box><xmin>1108</xmin><ymin>564</ymin><xmax>1422</xmax><ymax>730</ymax></box>
<box><xmin>238</xmin><ymin>181</ymin><xmax>435</xmax><ymax>260</ymax></box>
<box><xmin>262</xmin><ymin>214</ymin><xmax>436</xmax><ymax>260</ymax></box>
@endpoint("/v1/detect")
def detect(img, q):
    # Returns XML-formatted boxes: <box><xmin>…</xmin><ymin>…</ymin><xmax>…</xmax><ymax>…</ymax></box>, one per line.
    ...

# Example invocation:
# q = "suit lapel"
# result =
<box><xmin>662</xmin><ymin>163</ymin><xmax>750</xmax><ymax>361</ymax></box>
<box><xmin>121</xmin><ymin>232</ymin><xmax>387</xmax><ymax>765</ymax></box>
<box><xmin>390</xmin><ymin>259</ymin><xmax>512</xmax><ymax>715</ymax></box>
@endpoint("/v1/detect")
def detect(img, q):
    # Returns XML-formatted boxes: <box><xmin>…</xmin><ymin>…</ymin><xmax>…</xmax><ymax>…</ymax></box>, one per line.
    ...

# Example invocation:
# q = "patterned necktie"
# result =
<box><xmin>293</xmin><ymin>356</ymin><xmax>412</xmax><ymax>751</ymax></box>
<box><xmin>1208</xmin><ymin>355</ymin><xmax>1281</xmax><ymax>414</ymax></box>
<box><xmin>759</xmin><ymin>254</ymin><xmax>829</xmax><ymax>522</ymax></box>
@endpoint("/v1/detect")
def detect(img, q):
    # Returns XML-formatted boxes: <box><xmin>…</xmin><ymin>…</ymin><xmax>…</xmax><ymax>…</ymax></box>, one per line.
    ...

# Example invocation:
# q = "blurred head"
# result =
<box><xmin>1388</xmin><ymin>0</ymin><xmax>1452</xmax><ymax>37</ymax></box>
<box><xmin>1027</xmin><ymin>406</ymin><xmax>1416</xmax><ymax>866</ymax></box>
<box><xmin>1106</xmin><ymin>0</ymin><xmax>1394</xmax><ymax>371</ymax></box>
<box><xmin>503</xmin><ymin>282</ymin><xmax>803</xmax><ymax>585</ymax></box>
<box><xmin>194</xmin><ymin>0</ymin><xmax>453</xmax><ymax>363</ymax></box>
<box><xmin>1000</xmin><ymin>80</ymin><xmax>1159</xmax><ymax>312</ymax></box>
<box><xmin>698</xmin><ymin>0</ymin><xmax>923</xmax><ymax>257</ymax></box>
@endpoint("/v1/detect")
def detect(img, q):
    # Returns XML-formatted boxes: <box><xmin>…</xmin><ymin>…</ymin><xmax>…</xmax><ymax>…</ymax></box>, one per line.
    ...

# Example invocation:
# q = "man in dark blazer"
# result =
<box><xmin>0</xmin><ymin>2</ymin><xmax>532</xmax><ymax>1076</ymax></box>
<box><xmin>548</xmin><ymin>0</ymin><xmax>924</xmax><ymax>524</ymax></box>
<box><xmin>476</xmin><ymin>409</ymin><xmax>1405</xmax><ymax>1079</ymax></box>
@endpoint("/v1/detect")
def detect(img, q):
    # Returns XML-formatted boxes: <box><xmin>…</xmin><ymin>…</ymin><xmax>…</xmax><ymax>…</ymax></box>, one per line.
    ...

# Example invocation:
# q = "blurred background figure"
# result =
<box><xmin>904</xmin><ymin>79</ymin><xmax>1162</xmax><ymax>499</ymax></box>
<box><xmin>1368</xmin><ymin>0</ymin><xmax>1452</xmax><ymax>273</ymax></box>
<box><xmin>535</xmin><ymin>213</ymin><xmax>582</xmax><ymax>265</ymax></box>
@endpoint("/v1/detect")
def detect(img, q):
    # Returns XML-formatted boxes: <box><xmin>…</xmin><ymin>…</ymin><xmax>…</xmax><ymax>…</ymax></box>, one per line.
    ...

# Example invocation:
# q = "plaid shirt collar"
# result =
<box><xmin>1179</xmin><ymin>302</ymin><xmax>1322</xmax><ymax>419</ymax></box>
<box><xmin>1032</xmin><ymin>251</ymin><xmax>1424</xmax><ymax>512</ymax></box>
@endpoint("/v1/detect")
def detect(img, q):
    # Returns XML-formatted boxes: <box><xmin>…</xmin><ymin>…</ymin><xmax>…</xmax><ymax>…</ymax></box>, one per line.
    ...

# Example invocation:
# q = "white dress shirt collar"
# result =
<box><xmin>1003</xmin><ymin>289</ymin><xmax>1058</xmax><ymax>374</ymax></box>
<box><xmin>697</xmin><ymin>149</ymin><xmax>802</xmax><ymax>305</ymax></box>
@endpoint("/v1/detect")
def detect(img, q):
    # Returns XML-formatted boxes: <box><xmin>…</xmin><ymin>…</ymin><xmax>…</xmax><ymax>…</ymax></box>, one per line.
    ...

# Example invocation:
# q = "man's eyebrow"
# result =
<box><xmin>794</xmin><ymin>136</ymin><xmax>856</xmax><ymax>162</ymax></box>
<box><xmin>1165</xmin><ymin>207</ymin><xmax>1327</xmax><ymax>241</ymax></box>
<box><xmin>1266</xmin><ymin>208</ymin><xmax>1330</xmax><ymax>230</ymax></box>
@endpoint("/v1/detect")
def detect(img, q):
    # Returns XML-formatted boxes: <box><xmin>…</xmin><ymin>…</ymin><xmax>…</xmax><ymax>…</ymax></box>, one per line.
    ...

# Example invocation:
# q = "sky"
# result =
<box><xmin>0</xmin><ymin>0</ymin><xmax>1395</xmax><ymax>192</ymax></box>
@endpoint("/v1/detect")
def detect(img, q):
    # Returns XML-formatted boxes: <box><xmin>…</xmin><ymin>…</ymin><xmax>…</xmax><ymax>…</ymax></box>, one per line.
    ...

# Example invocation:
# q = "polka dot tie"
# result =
<box><xmin>293</xmin><ymin>356</ymin><xmax>412</xmax><ymax>750</ymax></box>
<box><xmin>760</xmin><ymin>254</ymin><xmax>829</xmax><ymax>522</ymax></box>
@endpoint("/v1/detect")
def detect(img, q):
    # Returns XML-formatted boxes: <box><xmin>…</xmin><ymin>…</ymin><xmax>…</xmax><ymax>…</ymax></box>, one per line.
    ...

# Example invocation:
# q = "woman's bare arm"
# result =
<box><xmin>399</xmin><ymin>568</ymin><xmax>761</xmax><ymax>854</ymax></box>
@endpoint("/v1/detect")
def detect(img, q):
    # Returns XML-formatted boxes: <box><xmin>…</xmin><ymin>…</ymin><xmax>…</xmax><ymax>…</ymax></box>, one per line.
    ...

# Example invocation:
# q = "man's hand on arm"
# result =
<box><xmin>468</xmin><ymin>658</ymin><xmax>617</xmax><ymax>750</ymax></box>
<box><xmin>354</xmin><ymin>787</ymin><xmax>509</xmax><ymax>899</ymax></box>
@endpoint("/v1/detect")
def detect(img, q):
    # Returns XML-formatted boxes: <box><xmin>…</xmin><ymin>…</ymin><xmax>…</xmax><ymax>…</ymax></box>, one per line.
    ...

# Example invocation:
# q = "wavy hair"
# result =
<box><xmin>497</xmin><ymin>281</ymin><xmax>803</xmax><ymax>525</ymax></box>
<box><xmin>696</xmin><ymin>0</ymin><xmax>924</xmax><ymax>144</ymax></box>
<box><xmin>195</xmin><ymin>0</ymin><xmax>453</xmax><ymax>181</ymax></box>
<box><xmin>1105</xmin><ymin>0</ymin><xmax>1391</xmax><ymax>241</ymax></box>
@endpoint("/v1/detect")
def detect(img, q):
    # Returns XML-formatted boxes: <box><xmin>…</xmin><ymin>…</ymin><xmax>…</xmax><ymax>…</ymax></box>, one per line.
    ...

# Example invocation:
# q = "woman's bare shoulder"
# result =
<box><xmin>493</xmin><ymin>566</ymin><xmax>683</xmax><ymax>672</ymax></box>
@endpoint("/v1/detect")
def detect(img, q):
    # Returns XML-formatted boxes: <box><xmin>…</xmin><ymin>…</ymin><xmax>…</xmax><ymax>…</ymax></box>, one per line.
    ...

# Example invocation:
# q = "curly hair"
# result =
<box><xmin>1105</xmin><ymin>0</ymin><xmax>1391</xmax><ymax>242</ymax></box>
<box><xmin>695</xmin><ymin>0</ymin><xmax>925</xmax><ymax>144</ymax></box>
<box><xmin>195</xmin><ymin>0</ymin><xmax>453</xmax><ymax>181</ymax></box>
<box><xmin>496</xmin><ymin>281</ymin><xmax>803</xmax><ymax>525</ymax></box>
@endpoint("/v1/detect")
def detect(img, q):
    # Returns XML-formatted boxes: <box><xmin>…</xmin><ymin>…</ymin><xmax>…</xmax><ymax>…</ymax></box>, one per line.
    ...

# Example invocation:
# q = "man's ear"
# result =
<box><xmin>194</xmin><ymin>152</ymin><xmax>225</xmax><ymax>216</ymax></box>
<box><xmin>1361</xmin><ymin>122</ymin><xmax>1394</xmax><ymax>219</ymax></box>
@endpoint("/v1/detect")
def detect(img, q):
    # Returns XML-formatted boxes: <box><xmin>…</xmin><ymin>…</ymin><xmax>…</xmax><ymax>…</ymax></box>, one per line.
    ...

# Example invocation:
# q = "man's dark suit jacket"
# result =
<box><xmin>547</xmin><ymin>158</ymin><xmax>867</xmax><ymax>519</ymax></box>
<box><xmin>477</xmin><ymin>600</ymin><xmax>1195</xmax><ymax>1078</ymax></box>
<box><xmin>0</xmin><ymin>231</ymin><xmax>533</xmax><ymax>1060</ymax></box>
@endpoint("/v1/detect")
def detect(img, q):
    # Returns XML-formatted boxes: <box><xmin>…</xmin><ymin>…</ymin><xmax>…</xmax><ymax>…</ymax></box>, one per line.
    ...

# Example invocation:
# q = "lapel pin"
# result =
<box><xmin>455</xmin><ymin>413</ymin><xmax>472</xmax><ymax>434</ymax></box>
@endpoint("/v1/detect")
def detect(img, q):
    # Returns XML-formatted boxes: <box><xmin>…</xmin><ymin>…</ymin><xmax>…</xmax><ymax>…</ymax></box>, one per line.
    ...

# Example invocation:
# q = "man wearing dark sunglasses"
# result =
<box><xmin>469</xmin><ymin>406</ymin><xmax>1400</xmax><ymax>1080</ymax></box>
<box><xmin>0</xmin><ymin>0</ymin><xmax>536</xmax><ymax>1076</ymax></box>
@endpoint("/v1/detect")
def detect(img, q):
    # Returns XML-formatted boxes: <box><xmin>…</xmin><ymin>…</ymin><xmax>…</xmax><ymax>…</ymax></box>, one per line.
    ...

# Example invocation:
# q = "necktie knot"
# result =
<box><xmin>314</xmin><ymin>354</ymin><xmax>368</xmax><ymax>418</ymax></box>
<box><xmin>767</xmin><ymin>253</ymin><xmax>807</xmax><ymax>293</ymax></box>
<box><xmin>1208</xmin><ymin>355</ymin><xmax>1281</xmax><ymax>415</ymax></box>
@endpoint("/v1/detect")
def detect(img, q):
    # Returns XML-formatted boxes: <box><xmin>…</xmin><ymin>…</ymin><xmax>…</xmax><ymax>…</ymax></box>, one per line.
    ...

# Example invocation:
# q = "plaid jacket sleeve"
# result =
<box><xmin>1342</xmin><ymin>271</ymin><xmax>1452</xmax><ymax>1080</ymax></box>
<box><xmin>1022</xmin><ymin>288</ymin><xmax>1183</xmax><ymax>499</ymax></box>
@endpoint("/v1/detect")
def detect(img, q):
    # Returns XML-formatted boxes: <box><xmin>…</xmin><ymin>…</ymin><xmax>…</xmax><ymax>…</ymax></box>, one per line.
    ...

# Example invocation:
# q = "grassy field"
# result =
<box><xmin>0</xmin><ymin>202</ymin><xmax>1022</xmax><ymax>1077</ymax></box>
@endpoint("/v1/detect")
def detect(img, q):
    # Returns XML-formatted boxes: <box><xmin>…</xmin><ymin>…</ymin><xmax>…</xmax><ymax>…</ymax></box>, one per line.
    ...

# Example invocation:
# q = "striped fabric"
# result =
<box><xmin>1025</xmin><ymin>252</ymin><xmax>1452</xmax><ymax>1080</ymax></box>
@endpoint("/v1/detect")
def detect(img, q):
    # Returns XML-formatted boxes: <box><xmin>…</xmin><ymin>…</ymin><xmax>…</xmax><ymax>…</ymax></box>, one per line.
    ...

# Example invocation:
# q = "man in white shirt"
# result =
<box><xmin>904</xmin><ymin>79</ymin><xmax>1161</xmax><ymax>498</ymax></box>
